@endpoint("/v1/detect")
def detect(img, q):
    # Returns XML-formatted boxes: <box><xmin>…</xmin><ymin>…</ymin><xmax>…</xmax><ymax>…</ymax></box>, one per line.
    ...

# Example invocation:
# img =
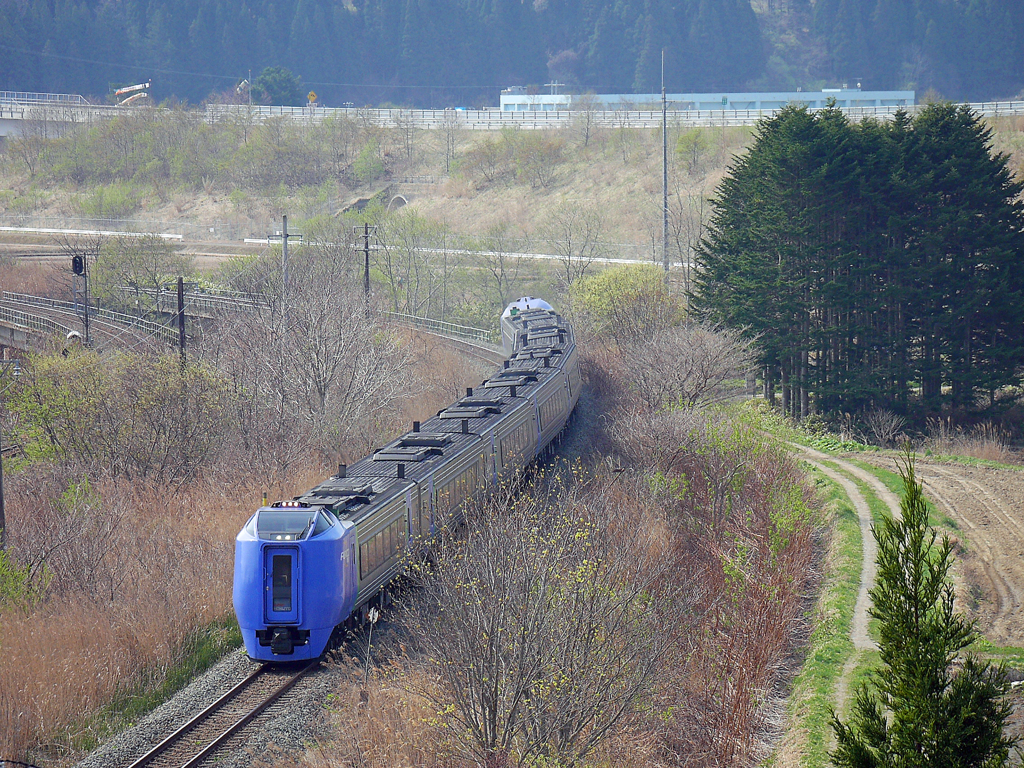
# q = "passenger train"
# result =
<box><xmin>233</xmin><ymin>298</ymin><xmax>581</xmax><ymax>661</ymax></box>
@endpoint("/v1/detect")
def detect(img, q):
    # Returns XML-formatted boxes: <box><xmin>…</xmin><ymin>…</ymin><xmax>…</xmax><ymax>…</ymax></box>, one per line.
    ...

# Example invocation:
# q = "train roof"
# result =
<box><xmin>294</xmin><ymin>305</ymin><xmax>575</xmax><ymax>524</ymax></box>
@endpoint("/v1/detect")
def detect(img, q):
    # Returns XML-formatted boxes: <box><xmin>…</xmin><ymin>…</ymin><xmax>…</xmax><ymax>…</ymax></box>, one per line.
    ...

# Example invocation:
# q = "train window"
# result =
<box><xmin>501</xmin><ymin>421</ymin><xmax>530</xmax><ymax>466</ymax></box>
<box><xmin>539</xmin><ymin>392</ymin><xmax>565</xmax><ymax>430</ymax></box>
<box><xmin>312</xmin><ymin>512</ymin><xmax>333</xmax><ymax>537</ymax></box>
<box><xmin>258</xmin><ymin>510</ymin><xmax>317</xmax><ymax>541</ymax></box>
<box><xmin>271</xmin><ymin>555</ymin><xmax>292</xmax><ymax>612</ymax></box>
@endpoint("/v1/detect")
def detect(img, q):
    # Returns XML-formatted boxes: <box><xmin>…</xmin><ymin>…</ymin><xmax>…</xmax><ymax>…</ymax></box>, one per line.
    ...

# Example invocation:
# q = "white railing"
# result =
<box><xmin>203</xmin><ymin>100</ymin><xmax>1024</xmax><ymax>129</ymax></box>
<box><xmin>0</xmin><ymin>305</ymin><xmax>72</xmax><ymax>337</ymax></box>
<box><xmin>3</xmin><ymin>97</ymin><xmax>1023</xmax><ymax>134</ymax></box>
<box><xmin>387</xmin><ymin>312</ymin><xmax>498</xmax><ymax>344</ymax></box>
<box><xmin>3</xmin><ymin>292</ymin><xmax>179</xmax><ymax>343</ymax></box>
<box><xmin>0</xmin><ymin>91</ymin><xmax>89</xmax><ymax>106</ymax></box>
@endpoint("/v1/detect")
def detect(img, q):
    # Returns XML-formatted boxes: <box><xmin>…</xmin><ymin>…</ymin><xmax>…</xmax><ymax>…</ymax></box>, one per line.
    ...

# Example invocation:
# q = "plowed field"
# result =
<box><xmin>854</xmin><ymin>453</ymin><xmax>1024</xmax><ymax>648</ymax></box>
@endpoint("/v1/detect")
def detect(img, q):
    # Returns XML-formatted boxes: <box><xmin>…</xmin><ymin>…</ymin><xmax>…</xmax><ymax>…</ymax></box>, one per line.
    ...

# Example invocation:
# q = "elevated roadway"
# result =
<box><xmin>3</xmin><ymin>90</ymin><xmax>1024</xmax><ymax>137</ymax></box>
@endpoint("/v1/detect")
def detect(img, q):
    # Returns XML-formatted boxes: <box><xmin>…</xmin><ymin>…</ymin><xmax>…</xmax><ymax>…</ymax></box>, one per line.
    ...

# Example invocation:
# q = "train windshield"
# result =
<box><xmin>257</xmin><ymin>509</ymin><xmax>318</xmax><ymax>541</ymax></box>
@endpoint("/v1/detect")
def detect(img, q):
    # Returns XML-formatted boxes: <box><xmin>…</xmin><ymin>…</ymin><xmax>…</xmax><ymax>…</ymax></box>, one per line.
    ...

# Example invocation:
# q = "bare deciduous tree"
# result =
<box><xmin>90</xmin><ymin>234</ymin><xmax>195</xmax><ymax>313</ymax></box>
<box><xmin>863</xmin><ymin>407</ymin><xmax>907</xmax><ymax>447</ymax></box>
<box><xmin>544</xmin><ymin>200</ymin><xmax>607</xmax><ymax>289</ymax></box>
<box><xmin>629</xmin><ymin>321</ymin><xmax>754</xmax><ymax>410</ymax></box>
<box><xmin>374</xmin><ymin>210</ymin><xmax>456</xmax><ymax>318</ymax></box>
<box><xmin>514</xmin><ymin>131</ymin><xmax>563</xmax><ymax>188</ymax></box>
<box><xmin>670</xmin><ymin>185</ymin><xmax>710</xmax><ymax>293</ymax></box>
<box><xmin>399</xmin><ymin>474</ymin><xmax>687</xmax><ymax>767</ymax></box>
<box><xmin>9</xmin><ymin>351</ymin><xmax>232</xmax><ymax>483</ymax></box>
<box><xmin>440</xmin><ymin>109</ymin><xmax>461</xmax><ymax>174</ymax></box>
<box><xmin>474</xmin><ymin>221</ymin><xmax>526</xmax><ymax>312</ymax></box>
<box><xmin>201</xmin><ymin>245</ymin><xmax>413</xmax><ymax>485</ymax></box>
<box><xmin>570</xmin><ymin>93</ymin><xmax>601</xmax><ymax>149</ymax></box>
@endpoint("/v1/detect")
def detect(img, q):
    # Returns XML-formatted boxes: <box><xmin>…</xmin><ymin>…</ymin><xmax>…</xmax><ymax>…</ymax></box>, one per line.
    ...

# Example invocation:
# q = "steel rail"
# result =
<box><xmin>3</xmin><ymin>292</ymin><xmax>178</xmax><ymax>343</ymax></box>
<box><xmin>125</xmin><ymin>660</ymin><xmax>317</xmax><ymax>768</ymax></box>
<box><xmin>181</xmin><ymin>661</ymin><xmax>317</xmax><ymax>768</ymax></box>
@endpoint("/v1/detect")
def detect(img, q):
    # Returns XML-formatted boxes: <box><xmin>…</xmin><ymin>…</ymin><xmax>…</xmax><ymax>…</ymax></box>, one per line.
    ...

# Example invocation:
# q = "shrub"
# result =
<box><xmin>74</xmin><ymin>182</ymin><xmax>142</xmax><ymax>219</ymax></box>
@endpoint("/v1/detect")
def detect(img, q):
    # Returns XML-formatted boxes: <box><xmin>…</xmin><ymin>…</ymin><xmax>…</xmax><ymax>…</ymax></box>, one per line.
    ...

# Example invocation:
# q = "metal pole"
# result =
<box><xmin>0</xmin><ymin>411</ymin><xmax>5</xmax><ymax>552</ymax></box>
<box><xmin>177</xmin><ymin>276</ymin><xmax>186</xmax><ymax>369</ymax></box>
<box><xmin>363</xmin><ymin>222</ymin><xmax>371</xmax><ymax>300</ymax></box>
<box><xmin>282</xmin><ymin>215</ymin><xmax>289</xmax><ymax>299</ymax></box>
<box><xmin>662</xmin><ymin>49</ymin><xmax>669</xmax><ymax>276</ymax></box>
<box><xmin>83</xmin><ymin>255</ymin><xmax>91</xmax><ymax>345</ymax></box>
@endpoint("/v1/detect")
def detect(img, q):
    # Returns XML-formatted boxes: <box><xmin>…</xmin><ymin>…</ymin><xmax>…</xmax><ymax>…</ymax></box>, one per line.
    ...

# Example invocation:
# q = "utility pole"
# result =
<box><xmin>354</xmin><ymin>223</ymin><xmax>378</xmax><ymax>316</ymax></box>
<box><xmin>269</xmin><ymin>215</ymin><xmax>302</xmax><ymax>320</ymax></box>
<box><xmin>176</xmin><ymin>276</ymin><xmax>186</xmax><ymax>370</ymax></box>
<box><xmin>662</xmin><ymin>49</ymin><xmax>669</xmax><ymax>277</ymax></box>
<box><xmin>363</xmin><ymin>223</ymin><xmax>371</xmax><ymax>299</ymax></box>
<box><xmin>0</xmin><ymin>357</ymin><xmax>20</xmax><ymax>553</ymax></box>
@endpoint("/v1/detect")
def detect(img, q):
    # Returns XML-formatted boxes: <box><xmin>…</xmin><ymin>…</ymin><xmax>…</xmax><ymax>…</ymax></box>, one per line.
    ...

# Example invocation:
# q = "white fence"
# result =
<box><xmin>3</xmin><ymin>98</ymin><xmax>1021</xmax><ymax>135</ymax></box>
<box><xmin>3</xmin><ymin>291</ymin><xmax>179</xmax><ymax>343</ymax></box>
<box><xmin>0</xmin><ymin>91</ymin><xmax>90</xmax><ymax>106</ymax></box>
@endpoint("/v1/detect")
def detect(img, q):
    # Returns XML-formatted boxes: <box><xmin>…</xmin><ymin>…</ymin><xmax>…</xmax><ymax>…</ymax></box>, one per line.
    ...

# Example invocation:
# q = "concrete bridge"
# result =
<box><xmin>0</xmin><ymin>291</ymin><xmax>180</xmax><ymax>354</ymax></box>
<box><xmin>0</xmin><ymin>90</ymin><xmax>113</xmax><ymax>139</ymax></box>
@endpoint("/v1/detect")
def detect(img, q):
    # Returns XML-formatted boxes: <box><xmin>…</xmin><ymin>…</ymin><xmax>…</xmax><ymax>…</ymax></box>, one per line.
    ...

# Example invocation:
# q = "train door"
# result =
<box><xmin>427</xmin><ymin>476</ymin><xmax>436</xmax><ymax>537</ymax></box>
<box><xmin>417</xmin><ymin>485</ymin><xmax>429</xmax><ymax>542</ymax></box>
<box><xmin>263</xmin><ymin>546</ymin><xmax>299</xmax><ymax>624</ymax></box>
<box><xmin>407</xmin><ymin>485</ymin><xmax>423</xmax><ymax>543</ymax></box>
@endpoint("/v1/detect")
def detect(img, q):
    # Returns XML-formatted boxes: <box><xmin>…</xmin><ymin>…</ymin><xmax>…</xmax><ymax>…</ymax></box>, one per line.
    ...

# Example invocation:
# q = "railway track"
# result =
<box><xmin>125</xmin><ymin>660</ymin><xmax>317</xmax><ymax>768</ymax></box>
<box><xmin>1</xmin><ymin>295</ymin><xmax>172</xmax><ymax>352</ymax></box>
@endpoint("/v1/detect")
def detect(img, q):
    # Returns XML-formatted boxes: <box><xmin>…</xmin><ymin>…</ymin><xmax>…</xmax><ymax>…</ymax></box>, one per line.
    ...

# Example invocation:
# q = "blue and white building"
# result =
<box><xmin>498</xmin><ymin>86</ymin><xmax>915</xmax><ymax>112</ymax></box>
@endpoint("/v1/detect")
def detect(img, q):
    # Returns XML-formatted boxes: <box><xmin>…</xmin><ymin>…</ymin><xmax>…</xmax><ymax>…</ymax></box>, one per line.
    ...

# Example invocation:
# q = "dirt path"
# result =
<box><xmin>790</xmin><ymin>445</ymin><xmax>906</xmax><ymax>718</ymax></box>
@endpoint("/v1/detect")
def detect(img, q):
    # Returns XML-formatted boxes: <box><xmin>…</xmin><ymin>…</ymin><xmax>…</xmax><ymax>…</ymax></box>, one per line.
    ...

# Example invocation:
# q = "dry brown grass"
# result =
<box><xmin>0</xmin><ymin>473</ymin><xmax>251</xmax><ymax>762</ymax></box>
<box><xmin>0</xmin><ymin>259</ymin><xmax>61</xmax><ymax>296</ymax></box>
<box><xmin>391</xmin><ymin>329</ymin><xmax>496</xmax><ymax>429</ymax></box>
<box><xmin>924</xmin><ymin>417</ymin><xmax>1017</xmax><ymax>464</ymax></box>
<box><xmin>287</xmin><ymin>662</ymin><xmax>442</xmax><ymax>768</ymax></box>
<box><xmin>0</xmin><ymin>328</ymin><xmax>486</xmax><ymax>764</ymax></box>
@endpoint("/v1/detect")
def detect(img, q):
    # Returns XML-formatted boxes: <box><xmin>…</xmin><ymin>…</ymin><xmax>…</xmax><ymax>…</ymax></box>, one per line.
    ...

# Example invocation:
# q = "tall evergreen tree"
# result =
<box><xmin>831</xmin><ymin>455</ymin><xmax>1015</xmax><ymax>767</ymax></box>
<box><xmin>694</xmin><ymin>103</ymin><xmax>1024</xmax><ymax>419</ymax></box>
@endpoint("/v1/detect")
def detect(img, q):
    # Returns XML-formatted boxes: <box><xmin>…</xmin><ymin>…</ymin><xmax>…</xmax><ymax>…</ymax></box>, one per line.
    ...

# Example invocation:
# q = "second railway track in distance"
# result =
<box><xmin>125</xmin><ymin>660</ymin><xmax>317</xmax><ymax>768</ymax></box>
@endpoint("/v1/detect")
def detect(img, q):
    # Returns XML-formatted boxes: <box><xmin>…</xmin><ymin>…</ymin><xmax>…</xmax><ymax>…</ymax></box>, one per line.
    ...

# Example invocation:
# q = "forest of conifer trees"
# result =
<box><xmin>0</xmin><ymin>0</ymin><xmax>1021</xmax><ymax>107</ymax></box>
<box><xmin>694</xmin><ymin>103</ymin><xmax>1024</xmax><ymax>420</ymax></box>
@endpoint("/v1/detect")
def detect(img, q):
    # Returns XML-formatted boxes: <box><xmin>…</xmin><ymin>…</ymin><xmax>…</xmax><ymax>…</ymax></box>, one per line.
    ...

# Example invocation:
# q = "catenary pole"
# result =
<box><xmin>662</xmin><ymin>49</ymin><xmax>669</xmax><ymax>276</ymax></box>
<box><xmin>177</xmin><ymin>276</ymin><xmax>186</xmax><ymax>368</ymax></box>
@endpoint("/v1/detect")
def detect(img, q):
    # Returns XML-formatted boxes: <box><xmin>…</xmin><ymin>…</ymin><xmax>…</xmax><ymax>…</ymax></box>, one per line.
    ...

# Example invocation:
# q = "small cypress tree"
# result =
<box><xmin>831</xmin><ymin>453</ymin><xmax>1016</xmax><ymax>768</ymax></box>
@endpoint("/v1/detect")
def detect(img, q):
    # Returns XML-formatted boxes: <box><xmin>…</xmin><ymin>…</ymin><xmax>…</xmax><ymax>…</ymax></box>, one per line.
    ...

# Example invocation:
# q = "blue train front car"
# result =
<box><xmin>233</xmin><ymin>501</ymin><xmax>356</xmax><ymax>661</ymax></box>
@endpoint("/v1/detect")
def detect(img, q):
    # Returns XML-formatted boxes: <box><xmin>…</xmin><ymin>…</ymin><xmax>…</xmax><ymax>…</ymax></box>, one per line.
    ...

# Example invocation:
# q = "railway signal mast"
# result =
<box><xmin>72</xmin><ymin>252</ymin><xmax>91</xmax><ymax>345</ymax></box>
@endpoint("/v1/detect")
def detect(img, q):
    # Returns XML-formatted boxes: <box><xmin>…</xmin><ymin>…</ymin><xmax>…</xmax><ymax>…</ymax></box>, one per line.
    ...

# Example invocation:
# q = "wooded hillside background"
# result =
<box><xmin>0</xmin><ymin>0</ymin><xmax>1021</xmax><ymax>107</ymax></box>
